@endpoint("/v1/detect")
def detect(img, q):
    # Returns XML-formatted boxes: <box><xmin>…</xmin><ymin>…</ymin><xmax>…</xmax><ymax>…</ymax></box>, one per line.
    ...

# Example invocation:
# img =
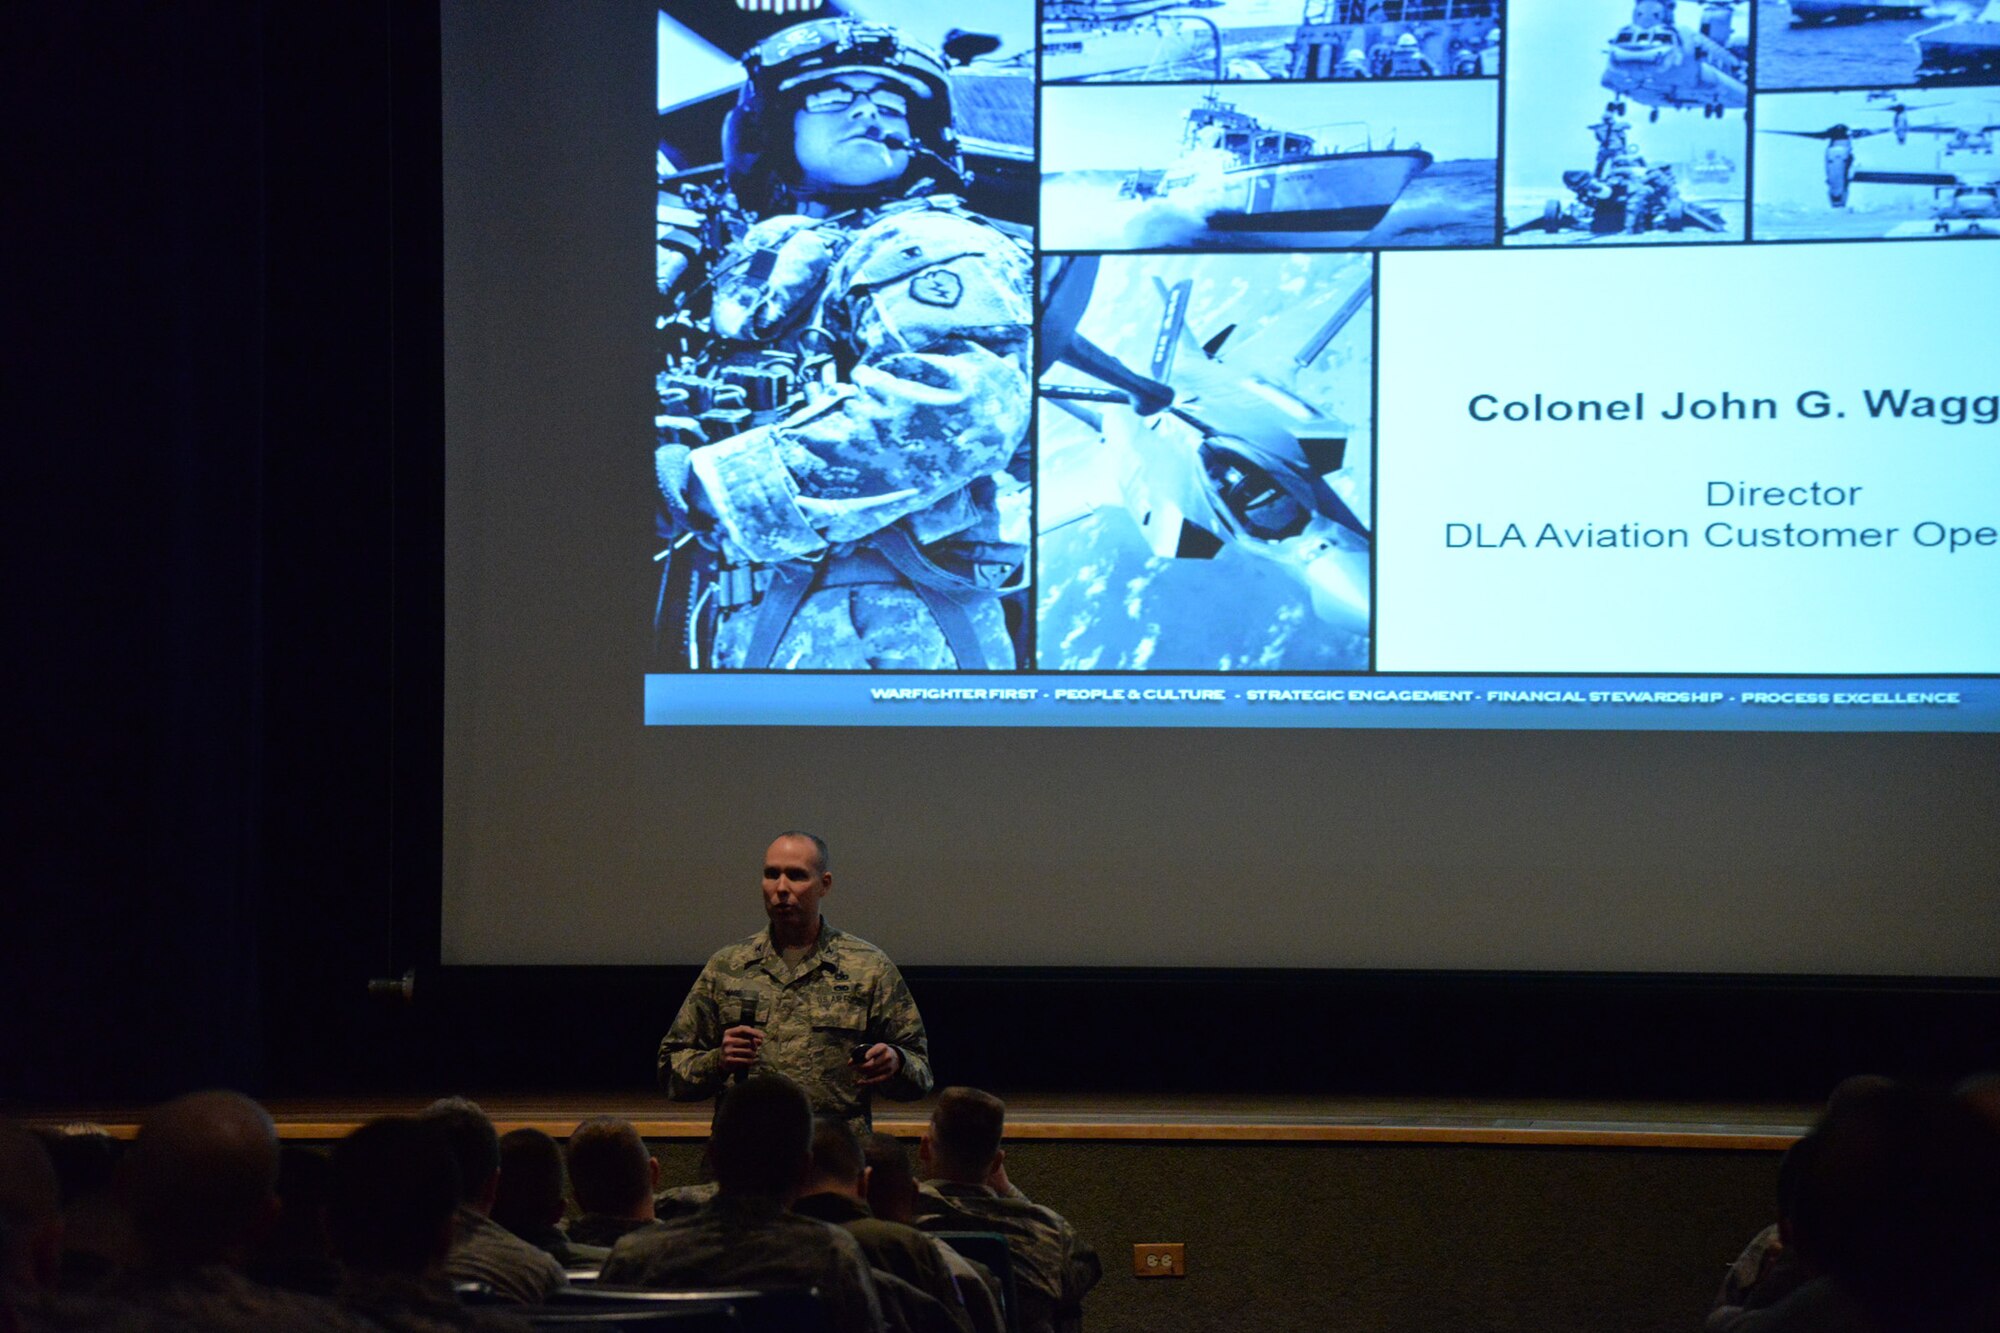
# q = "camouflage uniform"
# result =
<box><xmin>597</xmin><ymin>1194</ymin><xmax>886</xmax><ymax>1333</ymax></box>
<box><xmin>664</xmin><ymin>196</ymin><xmax>1032</xmax><ymax>670</ymax></box>
<box><xmin>794</xmin><ymin>1192</ymin><xmax>973</xmax><ymax>1333</ymax></box>
<box><xmin>69</xmin><ymin>1267</ymin><xmax>376</xmax><ymax>1332</ymax></box>
<box><xmin>912</xmin><ymin>1183</ymin><xmax>1101</xmax><ymax>1333</ymax></box>
<box><xmin>658</xmin><ymin>921</ymin><xmax>933</xmax><ymax>1132</ymax></box>
<box><xmin>441</xmin><ymin>1206</ymin><xmax>567</xmax><ymax>1305</ymax></box>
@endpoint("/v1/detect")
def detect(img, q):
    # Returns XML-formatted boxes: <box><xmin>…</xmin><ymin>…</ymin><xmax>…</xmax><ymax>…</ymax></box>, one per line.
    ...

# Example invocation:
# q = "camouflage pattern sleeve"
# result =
<box><xmin>657</xmin><ymin>958</ymin><xmax>729</xmax><ymax>1099</ymax></box>
<box><xmin>872</xmin><ymin>956</ymin><xmax>933</xmax><ymax>1101</ymax></box>
<box><xmin>690</xmin><ymin>207</ymin><xmax>1032</xmax><ymax>564</ymax></box>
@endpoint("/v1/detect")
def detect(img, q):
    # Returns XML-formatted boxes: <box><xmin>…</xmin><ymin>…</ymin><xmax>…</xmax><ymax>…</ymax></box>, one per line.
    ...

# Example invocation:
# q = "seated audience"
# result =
<box><xmin>1719</xmin><ymin>1079</ymin><xmax>2000</xmax><ymax>1332</ymax></box>
<box><xmin>248</xmin><ymin>1145</ymin><xmax>342</xmax><ymax>1298</ymax></box>
<box><xmin>418</xmin><ymin>1099</ymin><xmax>565</xmax><ymax>1305</ymax></box>
<box><xmin>329</xmin><ymin>1116</ymin><xmax>528</xmax><ymax>1333</ymax></box>
<box><xmin>32</xmin><ymin>1125</ymin><xmax>131</xmax><ymax>1293</ymax></box>
<box><xmin>1708</xmin><ymin>1075</ymin><xmax>1895</xmax><ymax>1328</ymax></box>
<box><xmin>794</xmin><ymin>1117</ymin><xmax>970</xmax><ymax>1333</ymax></box>
<box><xmin>491</xmin><ymin>1129</ymin><xmax>601</xmax><ymax>1267</ymax></box>
<box><xmin>598</xmin><ymin>1075</ymin><xmax>885</xmax><ymax>1333</ymax></box>
<box><xmin>1</xmin><ymin>1123</ymin><xmax>64</xmax><ymax>1324</ymax></box>
<box><xmin>912</xmin><ymin>1088</ymin><xmax>1101</xmax><ymax>1333</ymax></box>
<box><xmin>563</xmin><ymin>1118</ymin><xmax>664</xmax><ymax>1251</ymax></box>
<box><xmin>865</xmin><ymin>1134</ymin><xmax>1005</xmax><ymax>1333</ymax></box>
<box><xmin>113</xmin><ymin>1089</ymin><xmax>367</xmax><ymax>1330</ymax></box>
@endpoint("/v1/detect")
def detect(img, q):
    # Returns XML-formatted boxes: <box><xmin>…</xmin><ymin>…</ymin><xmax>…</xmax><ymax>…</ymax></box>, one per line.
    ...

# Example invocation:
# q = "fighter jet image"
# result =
<box><xmin>1600</xmin><ymin>0</ymin><xmax>1750</xmax><ymax>120</ymax></box>
<box><xmin>1037</xmin><ymin>255</ymin><xmax>1373</xmax><ymax>638</ymax></box>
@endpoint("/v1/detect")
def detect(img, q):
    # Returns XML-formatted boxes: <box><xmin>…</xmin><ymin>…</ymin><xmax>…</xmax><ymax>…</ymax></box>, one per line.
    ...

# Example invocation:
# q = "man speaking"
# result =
<box><xmin>658</xmin><ymin>832</ymin><xmax>933</xmax><ymax>1131</ymax></box>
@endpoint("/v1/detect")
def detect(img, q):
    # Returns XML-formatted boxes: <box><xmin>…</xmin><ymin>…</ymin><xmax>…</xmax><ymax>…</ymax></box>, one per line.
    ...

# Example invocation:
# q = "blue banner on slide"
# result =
<box><xmin>644</xmin><ymin>674</ymin><xmax>1999</xmax><ymax>731</ymax></box>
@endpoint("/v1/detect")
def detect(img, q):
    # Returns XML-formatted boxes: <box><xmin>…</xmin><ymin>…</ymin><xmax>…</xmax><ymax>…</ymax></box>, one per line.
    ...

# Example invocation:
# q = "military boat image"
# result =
<box><xmin>1913</xmin><ymin>2</ymin><xmax>2000</xmax><ymax>82</ymax></box>
<box><xmin>1119</xmin><ymin>92</ymin><xmax>1432</xmax><ymax>246</ymax></box>
<box><xmin>1042</xmin><ymin>0</ymin><xmax>1228</xmax><ymax>81</ymax></box>
<box><xmin>1287</xmin><ymin>0</ymin><xmax>1502</xmax><ymax>79</ymax></box>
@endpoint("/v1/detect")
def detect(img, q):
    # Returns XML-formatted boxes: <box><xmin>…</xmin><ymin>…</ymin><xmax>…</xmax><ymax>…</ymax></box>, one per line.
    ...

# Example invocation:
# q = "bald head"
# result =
<box><xmin>0</xmin><ymin>1124</ymin><xmax>61</xmax><ymax>1291</ymax></box>
<box><xmin>125</xmin><ymin>1091</ymin><xmax>280</xmax><ymax>1270</ymax></box>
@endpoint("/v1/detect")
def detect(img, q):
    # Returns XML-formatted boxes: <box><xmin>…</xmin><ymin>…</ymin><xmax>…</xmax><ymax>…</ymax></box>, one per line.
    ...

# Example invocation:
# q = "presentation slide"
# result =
<box><xmin>633</xmin><ymin>0</ymin><xmax>2000</xmax><ymax>732</ymax></box>
<box><xmin>439</xmin><ymin>1</ymin><xmax>2000</xmax><ymax>973</ymax></box>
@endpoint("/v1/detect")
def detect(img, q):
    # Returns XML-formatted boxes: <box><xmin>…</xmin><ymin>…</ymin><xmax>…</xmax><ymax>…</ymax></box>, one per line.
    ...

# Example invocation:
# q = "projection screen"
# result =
<box><xmin>441</xmin><ymin>0</ymin><xmax>2000</xmax><ymax>972</ymax></box>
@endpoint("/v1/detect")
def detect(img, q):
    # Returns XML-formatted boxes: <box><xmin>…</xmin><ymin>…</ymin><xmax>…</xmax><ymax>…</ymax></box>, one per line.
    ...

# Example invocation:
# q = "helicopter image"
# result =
<box><xmin>1863</xmin><ymin>91</ymin><xmax>1948</xmax><ymax>142</ymax></box>
<box><xmin>1600</xmin><ymin>0</ymin><xmax>1750</xmax><ymax>120</ymax></box>
<box><xmin>1765</xmin><ymin>101</ymin><xmax>2000</xmax><ymax>205</ymax></box>
<box><xmin>1036</xmin><ymin>255</ymin><xmax>1372</xmax><ymax>633</ymax></box>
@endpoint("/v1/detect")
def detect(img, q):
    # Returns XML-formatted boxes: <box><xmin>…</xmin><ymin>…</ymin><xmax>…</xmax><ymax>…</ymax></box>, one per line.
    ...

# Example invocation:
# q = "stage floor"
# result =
<box><xmin>28</xmin><ymin>1091</ymin><xmax>1812</xmax><ymax>1150</ymax></box>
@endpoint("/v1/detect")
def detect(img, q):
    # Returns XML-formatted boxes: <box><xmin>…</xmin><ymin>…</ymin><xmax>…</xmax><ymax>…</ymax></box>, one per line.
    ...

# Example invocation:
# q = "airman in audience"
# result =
<box><xmin>114</xmin><ymin>1090</ymin><xmax>366</xmax><ymax>1330</ymax></box>
<box><xmin>492</xmin><ymin>1129</ymin><xmax>601</xmax><ymax>1267</ymax></box>
<box><xmin>329</xmin><ymin>1116</ymin><xmax>529</xmax><ymax>1333</ymax></box>
<box><xmin>794</xmin><ymin>1116</ymin><xmax>970</xmax><ymax>1333</ymax></box>
<box><xmin>865</xmin><ymin>1133</ymin><xmax>1005</xmax><ymax>1333</ymax></box>
<box><xmin>911</xmin><ymin>1088</ymin><xmax>1100</xmax><ymax>1333</ymax></box>
<box><xmin>598</xmin><ymin>1075</ymin><xmax>886</xmax><ymax>1333</ymax></box>
<box><xmin>563</xmin><ymin>1118</ymin><xmax>665</xmax><ymax>1251</ymax></box>
<box><xmin>417</xmin><ymin>1099</ymin><xmax>566</xmax><ymax>1305</ymax></box>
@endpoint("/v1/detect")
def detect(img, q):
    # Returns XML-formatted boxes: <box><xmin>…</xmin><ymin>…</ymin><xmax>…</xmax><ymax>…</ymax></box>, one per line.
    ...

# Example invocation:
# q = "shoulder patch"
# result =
<box><xmin>910</xmin><ymin>269</ymin><xmax>964</xmax><ymax>308</ymax></box>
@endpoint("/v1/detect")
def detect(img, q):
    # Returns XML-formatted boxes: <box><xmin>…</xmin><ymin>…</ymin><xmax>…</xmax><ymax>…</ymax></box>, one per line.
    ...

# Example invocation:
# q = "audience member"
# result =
<box><xmin>598</xmin><ymin>1075</ymin><xmax>886</xmax><ymax>1333</ymax></box>
<box><xmin>113</xmin><ymin>1089</ymin><xmax>366</xmax><ymax>1330</ymax></box>
<box><xmin>418</xmin><ymin>1099</ymin><xmax>565</xmax><ymax>1305</ymax></box>
<box><xmin>247</xmin><ymin>1145</ymin><xmax>342</xmax><ymax>1298</ymax></box>
<box><xmin>30</xmin><ymin>1126</ymin><xmax>129</xmax><ymax>1294</ymax></box>
<box><xmin>794</xmin><ymin>1117</ymin><xmax>969</xmax><ymax>1333</ymax></box>
<box><xmin>912</xmin><ymin>1088</ymin><xmax>1100</xmax><ymax>1333</ymax></box>
<box><xmin>491</xmin><ymin>1129</ymin><xmax>600</xmax><ymax>1267</ymax></box>
<box><xmin>1709</xmin><ymin>1074</ymin><xmax>1894</xmax><ymax>1328</ymax></box>
<box><xmin>1</xmin><ymin>1124</ymin><xmax>64</xmax><ymax>1321</ymax></box>
<box><xmin>329</xmin><ymin>1116</ymin><xmax>528</xmax><ymax>1333</ymax></box>
<box><xmin>1720</xmin><ymin>1079</ymin><xmax>2000</xmax><ymax>1332</ymax></box>
<box><xmin>865</xmin><ymin>1134</ymin><xmax>1004</xmax><ymax>1333</ymax></box>
<box><xmin>563</xmin><ymin>1118</ymin><xmax>663</xmax><ymax>1251</ymax></box>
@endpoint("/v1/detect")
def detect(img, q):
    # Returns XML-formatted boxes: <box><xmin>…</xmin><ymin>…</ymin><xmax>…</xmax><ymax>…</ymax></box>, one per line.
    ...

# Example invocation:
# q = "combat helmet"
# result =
<box><xmin>724</xmin><ymin>18</ymin><xmax>963</xmax><ymax>214</ymax></box>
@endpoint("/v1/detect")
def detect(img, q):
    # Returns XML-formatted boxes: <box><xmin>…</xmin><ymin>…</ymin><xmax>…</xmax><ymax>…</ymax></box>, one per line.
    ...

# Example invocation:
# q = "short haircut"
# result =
<box><xmin>861</xmin><ymin>1132</ymin><xmax>918</xmax><ymax>1221</ymax></box>
<box><xmin>710</xmin><ymin>1076</ymin><xmax>812</xmax><ymax>1196</ymax></box>
<box><xmin>493</xmin><ymin>1128</ymin><xmax>567</xmax><ymax>1230</ymax></box>
<box><xmin>567</xmin><ymin>1118</ymin><xmax>653</xmax><ymax>1216</ymax></box>
<box><xmin>419</xmin><ymin>1097</ymin><xmax>500</xmax><ymax>1203</ymax></box>
<box><xmin>929</xmin><ymin>1087</ymin><xmax>1005</xmax><ymax>1178</ymax></box>
<box><xmin>862</xmin><ymin>1133</ymin><xmax>915</xmax><ymax>1191</ymax></box>
<box><xmin>808</xmin><ymin>1116</ymin><xmax>865</xmax><ymax>1185</ymax></box>
<box><xmin>774</xmin><ymin>830</ymin><xmax>829</xmax><ymax>874</ymax></box>
<box><xmin>1791</xmin><ymin>1081</ymin><xmax>2000</xmax><ymax>1320</ymax></box>
<box><xmin>125</xmin><ymin>1091</ymin><xmax>282</xmax><ymax>1269</ymax></box>
<box><xmin>330</xmin><ymin>1117</ymin><xmax>460</xmax><ymax>1273</ymax></box>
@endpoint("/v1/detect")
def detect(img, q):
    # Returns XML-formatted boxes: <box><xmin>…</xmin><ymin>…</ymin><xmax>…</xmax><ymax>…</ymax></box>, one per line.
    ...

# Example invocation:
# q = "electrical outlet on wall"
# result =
<box><xmin>1132</xmin><ymin>1242</ymin><xmax>1186</xmax><ymax>1277</ymax></box>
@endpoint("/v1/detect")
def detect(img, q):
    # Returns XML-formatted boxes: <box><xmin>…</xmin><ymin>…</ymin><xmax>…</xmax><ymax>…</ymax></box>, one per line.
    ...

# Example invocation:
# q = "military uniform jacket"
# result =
<box><xmin>687</xmin><ymin>195</ymin><xmax>1033</xmax><ymax>569</ymax></box>
<box><xmin>912</xmin><ymin>1183</ymin><xmax>1101</xmax><ymax>1333</ymax></box>
<box><xmin>658</xmin><ymin>921</ymin><xmax>933</xmax><ymax>1129</ymax></box>
<box><xmin>442</xmin><ymin>1207</ymin><xmax>567</xmax><ymax>1306</ymax></box>
<box><xmin>597</xmin><ymin>1194</ymin><xmax>886</xmax><ymax>1333</ymax></box>
<box><xmin>793</xmin><ymin>1192</ymin><xmax>973</xmax><ymax>1333</ymax></box>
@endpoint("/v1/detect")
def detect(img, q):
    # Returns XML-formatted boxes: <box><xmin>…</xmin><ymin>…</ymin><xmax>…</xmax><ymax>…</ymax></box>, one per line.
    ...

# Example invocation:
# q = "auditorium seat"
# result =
<box><xmin>929</xmin><ymin>1232</ymin><xmax>1019</xmax><ymax>1333</ymax></box>
<box><xmin>542</xmin><ymin>1285</ymin><xmax>831</xmax><ymax>1332</ymax></box>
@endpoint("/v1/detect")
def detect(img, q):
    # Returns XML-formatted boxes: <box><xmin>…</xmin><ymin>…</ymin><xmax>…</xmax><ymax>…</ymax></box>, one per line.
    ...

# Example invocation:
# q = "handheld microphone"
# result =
<box><xmin>730</xmin><ymin>998</ymin><xmax>758</xmax><ymax>1084</ymax></box>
